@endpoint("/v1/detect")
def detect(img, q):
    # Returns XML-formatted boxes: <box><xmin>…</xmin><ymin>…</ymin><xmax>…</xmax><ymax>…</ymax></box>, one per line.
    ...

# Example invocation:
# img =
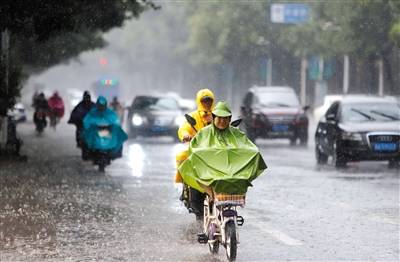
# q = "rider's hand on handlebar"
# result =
<box><xmin>182</xmin><ymin>134</ymin><xmax>192</xmax><ymax>142</ymax></box>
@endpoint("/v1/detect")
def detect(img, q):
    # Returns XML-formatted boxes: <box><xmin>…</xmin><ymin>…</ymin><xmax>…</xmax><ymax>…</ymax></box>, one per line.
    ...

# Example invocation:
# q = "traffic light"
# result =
<box><xmin>99</xmin><ymin>58</ymin><xmax>108</xmax><ymax>66</ymax></box>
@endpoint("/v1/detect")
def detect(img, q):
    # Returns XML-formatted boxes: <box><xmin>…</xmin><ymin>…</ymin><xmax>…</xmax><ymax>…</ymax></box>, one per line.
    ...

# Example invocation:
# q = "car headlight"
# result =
<box><xmin>174</xmin><ymin>116</ymin><xmax>185</xmax><ymax>126</ymax></box>
<box><xmin>341</xmin><ymin>131</ymin><xmax>363</xmax><ymax>141</ymax></box>
<box><xmin>132</xmin><ymin>114</ymin><xmax>143</xmax><ymax>126</ymax></box>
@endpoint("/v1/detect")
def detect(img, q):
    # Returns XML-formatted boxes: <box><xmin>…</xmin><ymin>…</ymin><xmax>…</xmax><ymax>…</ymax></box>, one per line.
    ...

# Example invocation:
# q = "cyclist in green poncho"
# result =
<box><xmin>179</xmin><ymin>101</ymin><xmax>267</xmax><ymax>198</ymax></box>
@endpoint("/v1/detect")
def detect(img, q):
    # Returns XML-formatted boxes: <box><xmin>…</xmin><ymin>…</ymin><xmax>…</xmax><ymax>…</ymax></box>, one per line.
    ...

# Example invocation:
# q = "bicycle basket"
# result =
<box><xmin>215</xmin><ymin>194</ymin><xmax>246</xmax><ymax>207</ymax></box>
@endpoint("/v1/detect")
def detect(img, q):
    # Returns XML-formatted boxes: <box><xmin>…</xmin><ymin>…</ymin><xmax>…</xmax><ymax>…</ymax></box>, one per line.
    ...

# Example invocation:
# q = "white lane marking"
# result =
<box><xmin>251</xmin><ymin>222</ymin><xmax>304</xmax><ymax>246</ymax></box>
<box><xmin>332</xmin><ymin>201</ymin><xmax>399</xmax><ymax>226</ymax></box>
<box><xmin>333</xmin><ymin>201</ymin><xmax>352</xmax><ymax>209</ymax></box>
<box><xmin>245</xmin><ymin>214</ymin><xmax>303</xmax><ymax>246</ymax></box>
<box><xmin>368</xmin><ymin>214</ymin><xmax>399</xmax><ymax>226</ymax></box>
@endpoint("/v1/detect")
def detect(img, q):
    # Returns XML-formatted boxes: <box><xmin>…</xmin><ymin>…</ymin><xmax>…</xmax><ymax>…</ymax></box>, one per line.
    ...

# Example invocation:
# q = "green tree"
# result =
<box><xmin>278</xmin><ymin>0</ymin><xmax>400</xmax><ymax>94</ymax></box>
<box><xmin>0</xmin><ymin>0</ymin><xmax>158</xmax><ymax>112</ymax></box>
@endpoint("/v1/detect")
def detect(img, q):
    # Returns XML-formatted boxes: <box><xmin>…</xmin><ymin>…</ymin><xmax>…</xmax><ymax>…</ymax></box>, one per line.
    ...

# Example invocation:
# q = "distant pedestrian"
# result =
<box><xmin>110</xmin><ymin>96</ymin><xmax>124</xmax><ymax>123</ymax></box>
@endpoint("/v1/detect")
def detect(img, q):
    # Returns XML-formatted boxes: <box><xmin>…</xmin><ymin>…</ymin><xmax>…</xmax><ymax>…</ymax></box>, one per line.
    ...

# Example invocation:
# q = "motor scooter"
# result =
<box><xmin>49</xmin><ymin>106</ymin><xmax>64</xmax><ymax>130</ymax></box>
<box><xmin>34</xmin><ymin>109</ymin><xmax>47</xmax><ymax>134</ymax></box>
<box><xmin>84</xmin><ymin>124</ymin><xmax>124</xmax><ymax>172</ymax></box>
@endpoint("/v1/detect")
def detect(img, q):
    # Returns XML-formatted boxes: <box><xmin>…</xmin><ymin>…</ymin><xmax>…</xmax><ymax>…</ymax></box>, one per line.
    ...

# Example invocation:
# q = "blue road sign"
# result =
<box><xmin>271</xmin><ymin>4</ymin><xmax>310</xmax><ymax>24</ymax></box>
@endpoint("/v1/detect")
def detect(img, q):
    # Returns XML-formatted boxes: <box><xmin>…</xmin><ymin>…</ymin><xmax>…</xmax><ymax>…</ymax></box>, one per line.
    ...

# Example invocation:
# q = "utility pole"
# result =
<box><xmin>314</xmin><ymin>56</ymin><xmax>327</xmax><ymax>106</ymax></box>
<box><xmin>300</xmin><ymin>57</ymin><xmax>307</xmax><ymax>106</ymax></box>
<box><xmin>378</xmin><ymin>59</ymin><xmax>384</xmax><ymax>96</ymax></box>
<box><xmin>1</xmin><ymin>29</ymin><xmax>10</xmax><ymax>95</ymax></box>
<box><xmin>343</xmin><ymin>55</ymin><xmax>349</xmax><ymax>94</ymax></box>
<box><xmin>266</xmin><ymin>58</ymin><xmax>272</xmax><ymax>86</ymax></box>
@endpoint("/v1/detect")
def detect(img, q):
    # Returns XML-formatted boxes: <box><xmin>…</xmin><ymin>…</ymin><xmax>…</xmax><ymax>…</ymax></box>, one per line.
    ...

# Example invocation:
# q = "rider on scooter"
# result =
<box><xmin>68</xmin><ymin>91</ymin><xmax>95</xmax><ymax>149</ymax></box>
<box><xmin>48</xmin><ymin>91</ymin><xmax>65</xmax><ymax>129</ymax></box>
<box><xmin>176</xmin><ymin>88</ymin><xmax>215</xmax><ymax>219</ymax></box>
<box><xmin>33</xmin><ymin>93</ymin><xmax>49</xmax><ymax>132</ymax></box>
<box><xmin>82</xmin><ymin>96</ymin><xmax>127</xmax><ymax>168</ymax></box>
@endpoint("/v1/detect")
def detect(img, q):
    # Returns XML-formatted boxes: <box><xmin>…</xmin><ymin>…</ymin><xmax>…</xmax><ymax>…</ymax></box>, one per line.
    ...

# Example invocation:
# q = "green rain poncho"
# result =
<box><xmin>179</xmin><ymin>124</ymin><xmax>267</xmax><ymax>194</ymax></box>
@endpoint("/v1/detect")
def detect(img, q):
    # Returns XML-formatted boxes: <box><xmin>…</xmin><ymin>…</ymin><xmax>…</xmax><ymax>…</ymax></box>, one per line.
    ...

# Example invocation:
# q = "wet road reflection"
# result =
<box><xmin>0</xmin><ymin>123</ymin><xmax>398</xmax><ymax>261</ymax></box>
<box><xmin>126</xmin><ymin>143</ymin><xmax>145</xmax><ymax>178</ymax></box>
<box><xmin>0</xmin><ymin>177</ymin><xmax>57</xmax><ymax>252</ymax></box>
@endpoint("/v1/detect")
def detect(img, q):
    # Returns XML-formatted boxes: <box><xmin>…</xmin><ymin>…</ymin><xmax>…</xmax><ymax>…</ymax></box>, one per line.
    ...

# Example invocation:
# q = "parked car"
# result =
<box><xmin>315</xmin><ymin>95</ymin><xmax>400</xmax><ymax>168</ymax></box>
<box><xmin>241</xmin><ymin>86</ymin><xmax>309</xmax><ymax>145</ymax></box>
<box><xmin>127</xmin><ymin>95</ymin><xmax>184</xmax><ymax>140</ymax></box>
<box><xmin>8</xmin><ymin>103</ymin><xmax>27</xmax><ymax>123</ymax></box>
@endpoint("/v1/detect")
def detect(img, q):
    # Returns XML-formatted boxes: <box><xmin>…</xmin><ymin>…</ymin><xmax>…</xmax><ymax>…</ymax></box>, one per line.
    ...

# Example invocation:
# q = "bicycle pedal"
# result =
<box><xmin>237</xmin><ymin>216</ymin><xmax>245</xmax><ymax>226</ymax></box>
<box><xmin>197</xmin><ymin>233</ymin><xmax>208</xmax><ymax>244</ymax></box>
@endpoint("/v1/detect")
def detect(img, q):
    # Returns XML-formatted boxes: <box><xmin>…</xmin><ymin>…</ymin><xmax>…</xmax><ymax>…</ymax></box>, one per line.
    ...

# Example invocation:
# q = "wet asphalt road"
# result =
<box><xmin>0</xmin><ymin>121</ymin><xmax>399</xmax><ymax>261</ymax></box>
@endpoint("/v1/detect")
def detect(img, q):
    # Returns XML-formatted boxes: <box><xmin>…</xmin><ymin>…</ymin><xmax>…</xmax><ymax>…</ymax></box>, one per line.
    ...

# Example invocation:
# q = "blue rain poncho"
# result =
<box><xmin>83</xmin><ymin>96</ymin><xmax>127</xmax><ymax>152</ymax></box>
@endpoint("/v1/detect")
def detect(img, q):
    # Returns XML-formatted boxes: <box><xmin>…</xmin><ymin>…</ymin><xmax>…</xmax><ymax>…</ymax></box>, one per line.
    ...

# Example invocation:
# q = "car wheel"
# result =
<box><xmin>388</xmin><ymin>159</ymin><xmax>399</xmax><ymax>169</ymax></box>
<box><xmin>129</xmin><ymin>129</ymin><xmax>137</xmax><ymax>139</ymax></box>
<box><xmin>290</xmin><ymin>136</ymin><xmax>297</xmax><ymax>146</ymax></box>
<box><xmin>332</xmin><ymin>141</ymin><xmax>347</xmax><ymax>168</ymax></box>
<box><xmin>315</xmin><ymin>145</ymin><xmax>328</xmax><ymax>165</ymax></box>
<box><xmin>299</xmin><ymin>133</ymin><xmax>308</xmax><ymax>146</ymax></box>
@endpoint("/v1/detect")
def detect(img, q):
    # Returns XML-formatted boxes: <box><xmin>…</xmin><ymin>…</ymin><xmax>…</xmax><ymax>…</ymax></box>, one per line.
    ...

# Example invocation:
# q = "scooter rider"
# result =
<box><xmin>48</xmin><ymin>91</ymin><xmax>65</xmax><ymax>129</ymax></box>
<box><xmin>68</xmin><ymin>91</ymin><xmax>95</xmax><ymax>148</ymax></box>
<box><xmin>33</xmin><ymin>93</ymin><xmax>49</xmax><ymax>129</ymax></box>
<box><xmin>33</xmin><ymin>92</ymin><xmax>49</xmax><ymax>111</ymax></box>
<box><xmin>176</xmin><ymin>88</ymin><xmax>215</xmax><ymax>219</ymax></box>
<box><xmin>82</xmin><ymin>96</ymin><xmax>127</xmax><ymax>161</ymax></box>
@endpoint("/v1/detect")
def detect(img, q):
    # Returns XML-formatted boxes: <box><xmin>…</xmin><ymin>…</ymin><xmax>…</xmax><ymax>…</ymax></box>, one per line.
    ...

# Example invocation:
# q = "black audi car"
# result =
<box><xmin>127</xmin><ymin>95</ymin><xmax>185</xmax><ymax>140</ymax></box>
<box><xmin>315</xmin><ymin>95</ymin><xmax>400</xmax><ymax>168</ymax></box>
<box><xmin>241</xmin><ymin>86</ymin><xmax>309</xmax><ymax>145</ymax></box>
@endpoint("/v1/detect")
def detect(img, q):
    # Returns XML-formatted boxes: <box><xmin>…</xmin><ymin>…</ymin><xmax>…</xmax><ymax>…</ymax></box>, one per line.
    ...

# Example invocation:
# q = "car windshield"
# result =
<box><xmin>255</xmin><ymin>92</ymin><xmax>300</xmax><ymax>107</ymax></box>
<box><xmin>132</xmin><ymin>97</ymin><xmax>179</xmax><ymax>111</ymax></box>
<box><xmin>341</xmin><ymin>102</ymin><xmax>400</xmax><ymax>122</ymax></box>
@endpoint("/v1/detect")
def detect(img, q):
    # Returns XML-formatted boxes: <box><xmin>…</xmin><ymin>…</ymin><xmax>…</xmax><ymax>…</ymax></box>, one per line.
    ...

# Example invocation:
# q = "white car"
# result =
<box><xmin>165</xmin><ymin>92</ymin><xmax>196</xmax><ymax>113</ymax></box>
<box><xmin>177</xmin><ymin>98</ymin><xmax>196</xmax><ymax>113</ymax></box>
<box><xmin>8</xmin><ymin>103</ymin><xmax>27</xmax><ymax>123</ymax></box>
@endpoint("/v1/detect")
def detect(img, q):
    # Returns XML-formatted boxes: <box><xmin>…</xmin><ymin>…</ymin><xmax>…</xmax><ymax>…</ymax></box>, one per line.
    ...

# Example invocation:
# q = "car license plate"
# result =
<box><xmin>373</xmin><ymin>143</ymin><xmax>397</xmax><ymax>151</ymax></box>
<box><xmin>152</xmin><ymin>126</ymin><xmax>166</xmax><ymax>132</ymax></box>
<box><xmin>98</xmin><ymin>130</ymin><xmax>111</xmax><ymax>138</ymax></box>
<box><xmin>155</xmin><ymin>118</ymin><xmax>170</xmax><ymax>126</ymax></box>
<box><xmin>272</xmin><ymin>124</ymin><xmax>289</xmax><ymax>132</ymax></box>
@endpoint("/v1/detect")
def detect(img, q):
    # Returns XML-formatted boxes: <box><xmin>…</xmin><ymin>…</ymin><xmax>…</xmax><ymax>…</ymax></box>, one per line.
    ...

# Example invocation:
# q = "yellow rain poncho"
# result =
<box><xmin>175</xmin><ymin>89</ymin><xmax>215</xmax><ymax>183</ymax></box>
<box><xmin>177</xmin><ymin>89</ymin><xmax>215</xmax><ymax>141</ymax></box>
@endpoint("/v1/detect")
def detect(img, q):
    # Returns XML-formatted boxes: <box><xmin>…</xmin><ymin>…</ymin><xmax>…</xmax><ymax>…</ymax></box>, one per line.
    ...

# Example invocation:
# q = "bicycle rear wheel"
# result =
<box><xmin>225</xmin><ymin>221</ymin><xmax>237</xmax><ymax>261</ymax></box>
